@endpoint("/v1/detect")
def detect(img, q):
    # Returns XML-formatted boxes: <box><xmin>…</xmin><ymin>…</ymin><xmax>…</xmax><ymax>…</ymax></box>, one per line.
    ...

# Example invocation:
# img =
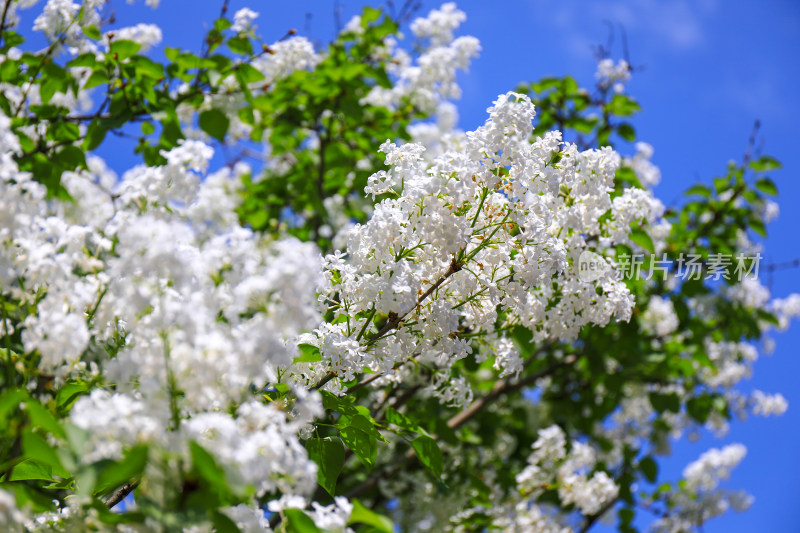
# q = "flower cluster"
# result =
<box><xmin>295</xmin><ymin>91</ymin><xmax>637</xmax><ymax>404</ymax></box>
<box><xmin>361</xmin><ymin>2</ymin><xmax>481</xmax><ymax>114</ymax></box>
<box><xmin>516</xmin><ymin>425</ymin><xmax>619</xmax><ymax>516</ymax></box>
<box><xmin>0</xmin><ymin>110</ymin><xmax>326</xmax><ymax>512</ymax></box>
<box><xmin>651</xmin><ymin>444</ymin><xmax>753</xmax><ymax>533</ymax></box>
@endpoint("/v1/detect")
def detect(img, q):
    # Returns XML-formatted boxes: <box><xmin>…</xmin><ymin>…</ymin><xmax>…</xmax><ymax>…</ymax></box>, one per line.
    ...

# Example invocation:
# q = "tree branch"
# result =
<box><xmin>0</xmin><ymin>1</ymin><xmax>12</xmax><ymax>44</ymax></box>
<box><xmin>309</xmin><ymin>257</ymin><xmax>461</xmax><ymax>390</ymax></box>
<box><xmin>345</xmin><ymin>349</ymin><xmax>575</xmax><ymax>499</ymax></box>
<box><xmin>106</xmin><ymin>479</ymin><xmax>139</xmax><ymax>509</ymax></box>
<box><xmin>579</xmin><ymin>493</ymin><xmax>621</xmax><ymax>533</ymax></box>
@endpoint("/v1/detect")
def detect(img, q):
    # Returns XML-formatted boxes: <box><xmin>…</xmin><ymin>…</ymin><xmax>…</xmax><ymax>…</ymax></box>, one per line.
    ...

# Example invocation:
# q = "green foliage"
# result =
<box><xmin>410</xmin><ymin>435</ymin><xmax>444</xmax><ymax>478</ymax></box>
<box><xmin>237</xmin><ymin>10</ymin><xmax>420</xmax><ymax>246</ymax></box>
<box><xmin>349</xmin><ymin>499</ymin><xmax>394</xmax><ymax>532</ymax></box>
<box><xmin>305</xmin><ymin>437</ymin><xmax>345</xmax><ymax>496</ymax></box>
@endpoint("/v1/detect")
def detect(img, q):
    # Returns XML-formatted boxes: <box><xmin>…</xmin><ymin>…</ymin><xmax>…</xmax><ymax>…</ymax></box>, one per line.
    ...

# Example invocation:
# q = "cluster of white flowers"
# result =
<box><xmin>702</xmin><ymin>340</ymin><xmax>758</xmax><ymax>389</ymax></box>
<box><xmin>0</xmin><ymin>490</ymin><xmax>25</xmax><ymax>533</ymax></box>
<box><xmin>749</xmin><ymin>389</ymin><xmax>788</xmax><ymax>416</ymax></box>
<box><xmin>771</xmin><ymin>293</ymin><xmax>800</xmax><ymax>330</ymax></box>
<box><xmin>232</xmin><ymin>7</ymin><xmax>259</xmax><ymax>33</ymax></box>
<box><xmin>609</xmin><ymin>186</ymin><xmax>668</xmax><ymax>250</ymax></box>
<box><xmin>489</xmin><ymin>501</ymin><xmax>573</xmax><ymax>533</ymax></box>
<box><xmin>683</xmin><ymin>443</ymin><xmax>747</xmax><ymax>492</ymax></box>
<box><xmin>30</xmin><ymin>0</ymin><xmax>161</xmax><ymax>54</ymax></box>
<box><xmin>651</xmin><ymin>444</ymin><xmax>752</xmax><ymax>533</ymax></box>
<box><xmin>640</xmin><ymin>295</ymin><xmax>679</xmax><ymax>338</ymax></box>
<box><xmin>296</xmin><ymin>91</ymin><xmax>639</xmax><ymax>403</ymax></box>
<box><xmin>407</xmin><ymin>101</ymin><xmax>462</xmax><ymax>160</ymax></box>
<box><xmin>105</xmin><ymin>23</ymin><xmax>163</xmax><ymax>52</ymax></box>
<box><xmin>361</xmin><ymin>3</ymin><xmax>480</xmax><ymax>114</ymax></box>
<box><xmin>182</xmin><ymin>399</ymin><xmax>320</xmax><ymax>497</ymax></box>
<box><xmin>726</xmin><ymin>277</ymin><xmax>771</xmax><ymax>310</ymax></box>
<box><xmin>251</xmin><ymin>36</ymin><xmax>320</xmax><ymax>87</ymax></box>
<box><xmin>516</xmin><ymin>425</ymin><xmax>619</xmax><ymax>517</ymax></box>
<box><xmin>0</xmin><ymin>109</ymin><xmax>327</xmax><ymax>514</ymax></box>
<box><xmin>596</xmin><ymin>58</ymin><xmax>631</xmax><ymax>94</ymax></box>
<box><xmin>625</xmin><ymin>142</ymin><xmax>661</xmax><ymax>188</ymax></box>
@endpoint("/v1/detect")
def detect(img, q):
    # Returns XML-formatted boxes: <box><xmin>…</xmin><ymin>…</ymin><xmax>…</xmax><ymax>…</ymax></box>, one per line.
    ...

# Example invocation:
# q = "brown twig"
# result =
<box><xmin>345</xmin><ymin>350</ymin><xmax>575</xmax><ymax>499</ymax></box>
<box><xmin>106</xmin><ymin>479</ymin><xmax>139</xmax><ymax>509</ymax></box>
<box><xmin>309</xmin><ymin>257</ymin><xmax>461</xmax><ymax>391</ymax></box>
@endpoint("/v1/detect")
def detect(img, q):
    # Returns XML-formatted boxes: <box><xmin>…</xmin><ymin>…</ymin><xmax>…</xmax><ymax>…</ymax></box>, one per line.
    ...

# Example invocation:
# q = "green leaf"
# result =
<box><xmin>362</xmin><ymin>6</ymin><xmax>382</xmax><ymax>26</ymax></box>
<box><xmin>348</xmin><ymin>499</ymin><xmax>394</xmax><ymax>533</ymax></box>
<box><xmin>131</xmin><ymin>56</ymin><xmax>164</xmax><ymax>79</ymax></box>
<box><xmin>755</xmin><ymin>177</ymin><xmax>778</xmax><ymax>196</ymax></box>
<box><xmin>284</xmin><ymin>509</ymin><xmax>322</xmax><ymax>533</ymax></box>
<box><xmin>82</xmin><ymin>25</ymin><xmax>102</xmax><ymax>40</ymax></box>
<box><xmin>385</xmin><ymin>407</ymin><xmax>420</xmax><ymax>432</ymax></box>
<box><xmin>83</xmin><ymin>119</ymin><xmax>107</xmax><ymax>151</ymax></box>
<box><xmin>39</xmin><ymin>78</ymin><xmax>61</xmax><ymax>104</ymax></box>
<box><xmin>189</xmin><ymin>441</ymin><xmax>230</xmax><ymax>494</ymax></box>
<box><xmin>685</xmin><ymin>184</ymin><xmax>711</xmax><ymax>198</ymax></box>
<box><xmin>235</xmin><ymin>63</ymin><xmax>266</xmax><ymax>84</ymax></box>
<box><xmin>26</xmin><ymin>400</ymin><xmax>66</xmax><ymax>439</ymax></box>
<box><xmin>160</xmin><ymin>113</ymin><xmax>183</xmax><ymax>146</ymax></box>
<box><xmin>649</xmin><ymin>392</ymin><xmax>680</xmax><ymax>414</ymax></box>
<box><xmin>0</xmin><ymin>388</ymin><xmax>28</xmax><ymax>422</ymax></box>
<box><xmin>67</xmin><ymin>53</ymin><xmax>98</xmax><ymax>69</ymax></box>
<box><xmin>198</xmin><ymin>108</ymin><xmax>230</xmax><ymax>142</ymax></box>
<box><xmin>7</xmin><ymin>459</ymin><xmax>54</xmax><ymax>481</ymax></box>
<box><xmin>94</xmin><ymin>445</ymin><xmax>148</xmax><ymax>496</ymax></box>
<box><xmin>50</xmin><ymin>120</ymin><xmax>81</xmax><ymax>143</ymax></box>
<box><xmin>568</xmin><ymin>116</ymin><xmax>596</xmax><ymax>134</ymax></box>
<box><xmin>109</xmin><ymin>40</ymin><xmax>142</xmax><ymax>61</ymax></box>
<box><xmin>617</xmin><ymin>122</ymin><xmax>636</xmax><ymax>142</ymax></box>
<box><xmin>756</xmin><ymin>309</ymin><xmax>780</xmax><ymax>327</ymax></box>
<box><xmin>713</xmin><ymin>177</ymin><xmax>730</xmax><ymax>194</ymax></box>
<box><xmin>83</xmin><ymin>70</ymin><xmax>109</xmax><ymax>90</ymax></box>
<box><xmin>607</xmin><ymin>94</ymin><xmax>640</xmax><ymax>116</ymax></box>
<box><xmin>320</xmin><ymin>391</ymin><xmax>358</xmax><ymax>416</ymax></box>
<box><xmin>629</xmin><ymin>228</ymin><xmax>654</xmax><ymax>254</ymax></box>
<box><xmin>227</xmin><ymin>36</ymin><xmax>253</xmax><ymax>56</ymax></box>
<box><xmin>340</xmin><ymin>424</ymin><xmax>377</xmax><ymax>468</ymax></box>
<box><xmin>2</xmin><ymin>480</ymin><xmax>58</xmax><ymax>512</ymax></box>
<box><xmin>164</xmin><ymin>47</ymin><xmax>181</xmax><ymax>62</ymax></box>
<box><xmin>411</xmin><ymin>435</ymin><xmax>443</xmax><ymax>478</ymax></box>
<box><xmin>638</xmin><ymin>456</ymin><xmax>658</xmax><ymax>483</ymax></box>
<box><xmin>305</xmin><ymin>437</ymin><xmax>345</xmax><ymax>497</ymax></box>
<box><xmin>55</xmin><ymin>144</ymin><xmax>88</xmax><ymax>171</ymax></box>
<box><xmin>1</xmin><ymin>31</ymin><xmax>25</xmax><ymax>52</ymax></box>
<box><xmin>619</xmin><ymin>507</ymin><xmax>635</xmax><ymax>527</ymax></box>
<box><xmin>56</xmin><ymin>381</ymin><xmax>89</xmax><ymax>414</ymax></box>
<box><xmin>22</xmin><ymin>430</ymin><xmax>69</xmax><ymax>478</ymax></box>
<box><xmin>749</xmin><ymin>155</ymin><xmax>781</xmax><ymax>172</ymax></box>
<box><xmin>211</xmin><ymin>510</ymin><xmax>242</xmax><ymax>533</ymax></box>
<box><xmin>293</xmin><ymin>343</ymin><xmax>322</xmax><ymax>364</ymax></box>
<box><xmin>686</xmin><ymin>395</ymin><xmax>713</xmax><ymax>423</ymax></box>
<box><xmin>0</xmin><ymin>59</ymin><xmax>19</xmax><ymax>82</ymax></box>
<box><xmin>214</xmin><ymin>18</ymin><xmax>232</xmax><ymax>32</ymax></box>
<box><xmin>750</xmin><ymin>218</ymin><xmax>767</xmax><ymax>237</ymax></box>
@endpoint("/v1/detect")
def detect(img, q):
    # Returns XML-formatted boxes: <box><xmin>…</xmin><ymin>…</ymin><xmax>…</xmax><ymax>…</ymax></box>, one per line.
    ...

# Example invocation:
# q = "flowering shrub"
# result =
<box><xmin>0</xmin><ymin>1</ymin><xmax>796</xmax><ymax>532</ymax></box>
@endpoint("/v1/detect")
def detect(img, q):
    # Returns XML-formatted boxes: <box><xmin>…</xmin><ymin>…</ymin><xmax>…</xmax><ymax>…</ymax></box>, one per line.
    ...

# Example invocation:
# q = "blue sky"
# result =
<box><xmin>21</xmin><ymin>0</ymin><xmax>800</xmax><ymax>530</ymax></box>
